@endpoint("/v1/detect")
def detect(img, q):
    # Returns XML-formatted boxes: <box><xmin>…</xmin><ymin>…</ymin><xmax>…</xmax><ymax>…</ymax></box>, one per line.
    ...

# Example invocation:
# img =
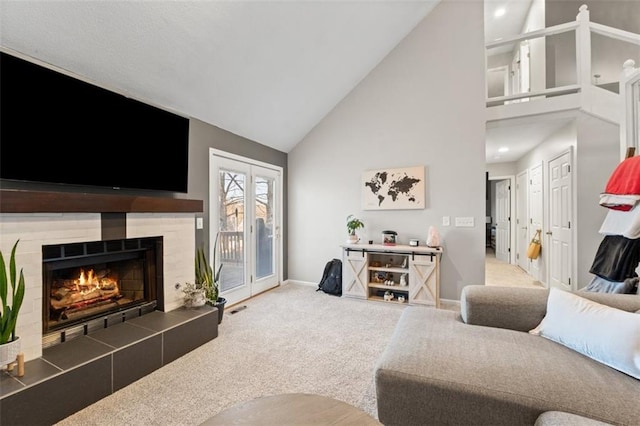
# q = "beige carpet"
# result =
<box><xmin>56</xmin><ymin>283</ymin><xmax>432</xmax><ymax>425</ymax></box>
<box><xmin>485</xmin><ymin>249</ymin><xmax>545</xmax><ymax>289</ymax></box>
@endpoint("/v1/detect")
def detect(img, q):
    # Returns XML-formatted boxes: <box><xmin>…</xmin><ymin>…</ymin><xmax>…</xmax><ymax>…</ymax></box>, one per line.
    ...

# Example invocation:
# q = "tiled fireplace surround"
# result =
<box><xmin>0</xmin><ymin>189</ymin><xmax>217</xmax><ymax>424</ymax></box>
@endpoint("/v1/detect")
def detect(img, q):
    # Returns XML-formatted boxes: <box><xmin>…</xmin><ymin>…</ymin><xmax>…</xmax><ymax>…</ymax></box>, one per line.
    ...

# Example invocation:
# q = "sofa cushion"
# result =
<box><xmin>375</xmin><ymin>307</ymin><xmax>640</xmax><ymax>426</ymax></box>
<box><xmin>460</xmin><ymin>285</ymin><xmax>549</xmax><ymax>331</ymax></box>
<box><xmin>530</xmin><ymin>288</ymin><xmax>640</xmax><ymax>380</ymax></box>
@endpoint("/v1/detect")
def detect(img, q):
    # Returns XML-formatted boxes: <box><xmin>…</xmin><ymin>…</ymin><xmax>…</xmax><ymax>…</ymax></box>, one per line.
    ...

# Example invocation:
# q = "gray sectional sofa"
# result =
<box><xmin>374</xmin><ymin>285</ymin><xmax>640</xmax><ymax>426</ymax></box>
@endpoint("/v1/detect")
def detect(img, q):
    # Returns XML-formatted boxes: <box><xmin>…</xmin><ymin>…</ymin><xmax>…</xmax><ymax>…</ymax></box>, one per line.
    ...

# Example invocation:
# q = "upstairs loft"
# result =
<box><xmin>485</xmin><ymin>5</ymin><xmax>640</xmax><ymax>159</ymax></box>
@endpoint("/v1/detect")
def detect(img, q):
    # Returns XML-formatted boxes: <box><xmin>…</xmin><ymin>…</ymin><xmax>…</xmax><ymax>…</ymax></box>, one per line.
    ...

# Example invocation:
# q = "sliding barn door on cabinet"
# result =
<box><xmin>342</xmin><ymin>250</ymin><xmax>368</xmax><ymax>298</ymax></box>
<box><xmin>409</xmin><ymin>254</ymin><xmax>440</xmax><ymax>308</ymax></box>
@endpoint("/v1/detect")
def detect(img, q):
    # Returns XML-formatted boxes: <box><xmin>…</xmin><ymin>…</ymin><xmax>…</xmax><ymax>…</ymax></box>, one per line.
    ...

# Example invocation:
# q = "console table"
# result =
<box><xmin>340</xmin><ymin>243</ymin><xmax>442</xmax><ymax>308</ymax></box>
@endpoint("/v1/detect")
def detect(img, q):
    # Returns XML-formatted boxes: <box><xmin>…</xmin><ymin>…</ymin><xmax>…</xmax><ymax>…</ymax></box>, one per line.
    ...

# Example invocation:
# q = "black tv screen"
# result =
<box><xmin>0</xmin><ymin>51</ymin><xmax>190</xmax><ymax>193</ymax></box>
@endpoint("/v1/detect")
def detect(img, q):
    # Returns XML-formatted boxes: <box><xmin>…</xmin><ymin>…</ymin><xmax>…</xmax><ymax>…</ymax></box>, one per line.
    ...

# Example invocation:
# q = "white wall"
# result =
<box><xmin>517</xmin><ymin>120</ymin><xmax>576</xmax><ymax>171</ymax></box>
<box><xmin>487</xmin><ymin>162</ymin><xmax>517</xmax><ymax>177</ymax></box>
<box><xmin>288</xmin><ymin>0</ymin><xmax>486</xmax><ymax>301</ymax></box>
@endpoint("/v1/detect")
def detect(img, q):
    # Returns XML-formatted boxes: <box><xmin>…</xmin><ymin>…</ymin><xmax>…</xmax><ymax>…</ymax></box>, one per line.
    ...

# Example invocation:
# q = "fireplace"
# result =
<box><xmin>42</xmin><ymin>237</ymin><xmax>163</xmax><ymax>342</ymax></box>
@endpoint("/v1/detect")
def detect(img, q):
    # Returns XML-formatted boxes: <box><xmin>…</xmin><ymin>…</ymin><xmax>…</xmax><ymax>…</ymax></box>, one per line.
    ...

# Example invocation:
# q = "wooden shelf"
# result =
<box><xmin>368</xmin><ymin>266</ymin><xmax>408</xmax><ymax>273</ymax></box>
<box><xmin>369</xmin><ymin>295</ymin><xmax>408</xmax><ymax>304</ymax></box>
<box><xmin>0</xmin><ymin>189</ymin><xmax>203</xmax><ymax>213</ymax></box>
<box><xmin>368</xmin><ymin>283</ymin><xmax>409</xmax><ymax>291</ymax></box>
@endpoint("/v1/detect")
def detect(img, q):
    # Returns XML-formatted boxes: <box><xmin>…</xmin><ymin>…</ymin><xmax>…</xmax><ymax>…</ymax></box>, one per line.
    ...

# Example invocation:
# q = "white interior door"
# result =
<box><xmin>548</xmin><ymin>151</ymin><xmax>573</xmax><ymax>291</ymax></box>
<box><xmin>210</xmin><ymin>151</ymin><xmax>282</xmax><ymax>306</ymax></box>
<box><xmin>529</xmin><ymin>163</ymin><xmax>544</xmax><ymax>282</ymax></box>
<box><xmin>495</xmin><ymin>179</ymin><xmax>511</xmax><ymax>263</ymax></box>
<box><xmin>516</xmin><ymin>170</ymin><xmax>529</xmax><ymax>271</ymax></box>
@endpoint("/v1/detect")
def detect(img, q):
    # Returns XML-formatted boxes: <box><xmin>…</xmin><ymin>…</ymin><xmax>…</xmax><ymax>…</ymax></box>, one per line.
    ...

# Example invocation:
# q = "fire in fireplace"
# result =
<box><xmin>50</xmin><ymin>267</ymin><xmax>123</xmax><ymax>319</ymax></box>
<box><xmin>43</xmin><ymin>237</ymin><xmax>162</xmax><ymax>334</ymax></box>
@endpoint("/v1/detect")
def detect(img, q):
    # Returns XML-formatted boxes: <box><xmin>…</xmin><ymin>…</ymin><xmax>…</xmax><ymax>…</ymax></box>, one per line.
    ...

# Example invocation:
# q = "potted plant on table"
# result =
<box><xmin>196</xmin><ymin>232</ymin><xmax>227</xmax><ymax>324</ymax></box>
<box><xmin>0</xmin><ymin>239</ymin><xmax>26</xmax><ymax>374</ymax></box>
<box><xmin>346</xmin><ymin>214</ymin><xmax>364</xmax><ymax>244</ymax></box>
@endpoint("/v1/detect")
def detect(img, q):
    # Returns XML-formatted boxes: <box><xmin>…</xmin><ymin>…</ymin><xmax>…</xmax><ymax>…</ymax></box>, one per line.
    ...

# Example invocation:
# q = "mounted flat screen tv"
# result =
<box><xmin>0</xmin><ymin>51</ymin><xmax>190</xmax><ymax>193</ymax></box>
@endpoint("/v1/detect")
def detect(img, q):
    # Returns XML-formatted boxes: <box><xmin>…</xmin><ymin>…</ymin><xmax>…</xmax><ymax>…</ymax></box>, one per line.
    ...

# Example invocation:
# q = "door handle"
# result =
<box><xmin>546</xmin><ymin>231</ymin><xmax>552</xmax><ymax>235</ymax></box>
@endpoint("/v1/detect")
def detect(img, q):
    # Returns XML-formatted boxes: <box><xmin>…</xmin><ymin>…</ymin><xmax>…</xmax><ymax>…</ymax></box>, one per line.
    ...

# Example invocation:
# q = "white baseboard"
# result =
<box><xmin>283</xmin><ymin>280</ymin><xmax>460</xmax><ymax>309</ymax></box>
<box><xmin>283</xmin><ymin>279</ymin><xmax>318</xmax><ymax>288</ymax></box>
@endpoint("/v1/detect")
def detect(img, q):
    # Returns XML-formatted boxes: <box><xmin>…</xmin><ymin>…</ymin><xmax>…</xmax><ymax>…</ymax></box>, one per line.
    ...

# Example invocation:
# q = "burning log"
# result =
<box><xmin>50</xmin><ymin>289</ymin><xmax>121</xmax><ymax>310</ymax></box>
<box><xmin>51</xmin><ymin>293</ymin><xmax>123</xmax><ymax>312</ymax></box>
<box><xmin>50</xmin><ymin>268</ymin><xmax>121</xmax><ymax>311</ymax></box>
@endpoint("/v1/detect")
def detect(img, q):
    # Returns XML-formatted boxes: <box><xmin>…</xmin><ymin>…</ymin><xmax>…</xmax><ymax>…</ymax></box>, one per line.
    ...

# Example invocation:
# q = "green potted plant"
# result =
<box><xmin>196</xmin><ymin>232</ymin><xmax>227</xmax><ymax>324</ymax></box>
<box><xmin>0</xmin><ymin>240</ymin><xmax>26</xmax><ymax>368</ymax></box>
<box><xmin>346</xmin><ymin>214</ymin><xmax>364</xmax><ymax>244</ymax></box>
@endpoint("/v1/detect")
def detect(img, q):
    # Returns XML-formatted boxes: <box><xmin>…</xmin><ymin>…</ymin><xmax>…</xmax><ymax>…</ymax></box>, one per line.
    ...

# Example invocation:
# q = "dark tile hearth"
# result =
<box><xmin>0</xmin><ymin>305</ymin><xmax>218</xmax><ymax>425</ymax></box>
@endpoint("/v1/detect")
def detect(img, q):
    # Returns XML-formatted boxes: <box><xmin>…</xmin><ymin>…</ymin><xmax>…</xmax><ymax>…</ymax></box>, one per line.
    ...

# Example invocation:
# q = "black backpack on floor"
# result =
<box><xmin>317</xmin><ymin>258</ymin><xmax>342</xmax><ymax>296</ymax></box>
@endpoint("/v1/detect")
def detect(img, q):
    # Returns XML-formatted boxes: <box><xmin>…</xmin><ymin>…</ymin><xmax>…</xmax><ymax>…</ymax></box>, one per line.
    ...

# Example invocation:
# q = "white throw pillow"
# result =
<box><xmin>530</xmin><ymin>288</ymin><xmax>640</xmax><ymax>380</ymax></box>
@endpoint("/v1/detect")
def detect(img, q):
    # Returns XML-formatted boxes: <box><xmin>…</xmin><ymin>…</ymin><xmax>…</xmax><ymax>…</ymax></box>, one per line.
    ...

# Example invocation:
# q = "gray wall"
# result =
<box><xmin>575</xmin><ymin>114</ymin><xmax>620</xmax><ymax>287</ymax></box>
<box><xmin>188</xmin><ymin>118</ymin><xmax>288</xmax><ymax>279</ymax></box>
<box><xmin>288</xmin><ymin>0</ymin><xmax>486</xmax><ymax>300</ymax></box>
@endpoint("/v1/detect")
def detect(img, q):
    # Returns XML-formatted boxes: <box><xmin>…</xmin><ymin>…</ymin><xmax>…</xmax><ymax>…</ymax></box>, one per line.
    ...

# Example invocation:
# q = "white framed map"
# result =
<box><xmin>362</xmin><ymin>166</ymin><xmax>425</xmax><ymax>210</ymax></box>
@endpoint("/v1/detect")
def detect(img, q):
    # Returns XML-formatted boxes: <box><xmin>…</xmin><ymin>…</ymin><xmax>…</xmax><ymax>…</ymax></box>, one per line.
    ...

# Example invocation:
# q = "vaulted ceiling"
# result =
<box><xmin>1</xmin><ymin>1</ymin><xmax>442</xmax><ymax>153</ymax></box>
<box><xmin>2</xmin><ymin>0</ymin><xmax>544</xmax><ymax>160</ymax></box>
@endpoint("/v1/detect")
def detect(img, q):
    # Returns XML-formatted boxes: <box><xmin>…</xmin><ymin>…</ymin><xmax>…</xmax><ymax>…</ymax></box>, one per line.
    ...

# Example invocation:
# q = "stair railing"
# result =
<box><xmin>486</xmin><ymin>5</ymin><xmax>640</xmax><ymax>108</ymax></box>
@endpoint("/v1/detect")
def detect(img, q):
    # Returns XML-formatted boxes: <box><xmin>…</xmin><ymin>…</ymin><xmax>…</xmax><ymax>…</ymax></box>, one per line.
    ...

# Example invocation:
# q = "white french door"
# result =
<box><xmin>210</xmin><ymin>150</ymin><xmax>282</xmax><ymax>306</ymax></box>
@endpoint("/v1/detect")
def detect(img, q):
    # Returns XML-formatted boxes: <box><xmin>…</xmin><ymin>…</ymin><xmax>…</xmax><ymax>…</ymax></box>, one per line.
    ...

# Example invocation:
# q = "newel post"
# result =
<box><xmin>622</xmin><ymin>59</ymin><xmax>637</xmax><ymax>78</ymax></box>
<box><xmin>575</xmin><ymin>5</ymin><xmax>592</xmax><ymax>90</ymax></box>
<box><xmin>620</xmin><ymin>59</ymin><xmax>639</xmax><ymax>161</ymax></box>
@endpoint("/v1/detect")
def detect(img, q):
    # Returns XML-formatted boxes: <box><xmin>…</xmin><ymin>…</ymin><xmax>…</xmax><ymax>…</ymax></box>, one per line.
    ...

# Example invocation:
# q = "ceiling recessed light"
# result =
<box><xmin>498</xmin><ymin>147</ymin><xmax>509</xmax><ymax>153</ymax></box>
<box><xmin>494</xmin><ymin>8</ymin><xmax>506</xmax><ymax>18</ymax></box>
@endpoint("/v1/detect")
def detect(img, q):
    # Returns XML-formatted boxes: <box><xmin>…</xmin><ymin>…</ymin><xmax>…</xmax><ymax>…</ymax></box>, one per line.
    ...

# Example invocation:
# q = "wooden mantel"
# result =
<box><xmin>0</xmin><ymin>189</ymin><xmax>203</xmax><ymax>213</ymax></box>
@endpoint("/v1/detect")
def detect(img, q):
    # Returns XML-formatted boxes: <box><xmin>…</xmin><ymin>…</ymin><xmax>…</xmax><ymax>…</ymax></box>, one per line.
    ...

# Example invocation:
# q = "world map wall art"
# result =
<box><xmin>362</xmin><ymin>166</ymin><xmax>425</xmax><ymax>210</ymax></box>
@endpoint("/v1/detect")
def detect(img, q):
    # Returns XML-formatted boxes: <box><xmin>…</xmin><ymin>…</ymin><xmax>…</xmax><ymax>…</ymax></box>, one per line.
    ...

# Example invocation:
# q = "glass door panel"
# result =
<box><xmin>218</xmin><ymin>169</ymin><xmax>246</xmax><ymax>293</ymax></box>
<box><xmin>255</xmin><ymin>175</ymin><xmax>274</xmax><ymax>279</ymax></box>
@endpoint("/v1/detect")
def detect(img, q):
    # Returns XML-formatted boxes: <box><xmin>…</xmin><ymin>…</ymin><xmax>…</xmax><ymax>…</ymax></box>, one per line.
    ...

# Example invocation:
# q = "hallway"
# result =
<box><xmin>485</xmin><ymin>248</ymin><xmax>545</xmax><ymax>289</ymax></box>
